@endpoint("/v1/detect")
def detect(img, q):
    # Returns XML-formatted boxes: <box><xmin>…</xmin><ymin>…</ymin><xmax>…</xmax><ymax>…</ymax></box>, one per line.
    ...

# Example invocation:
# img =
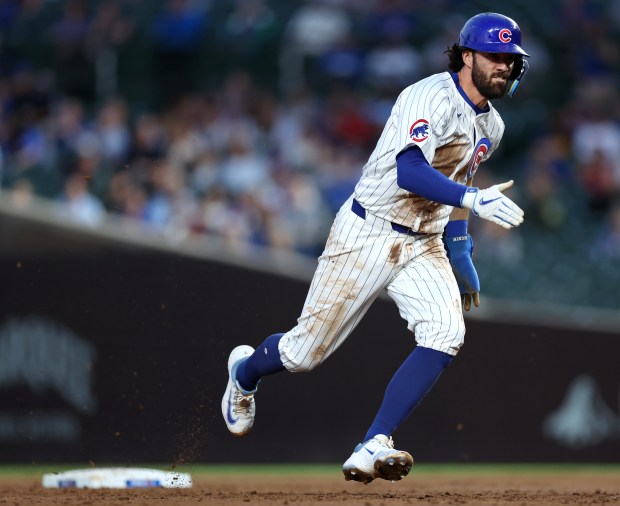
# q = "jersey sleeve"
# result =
<box><xmin>394</xmin><ymin>82</ymin><xmax>451</xmax><ymax>165</ymax></box>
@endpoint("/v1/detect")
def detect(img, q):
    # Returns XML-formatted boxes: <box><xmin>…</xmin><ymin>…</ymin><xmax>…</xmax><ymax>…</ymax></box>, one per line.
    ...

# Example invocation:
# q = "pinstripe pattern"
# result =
<box><xmin>386</xmin><ymin>239</ymin><xmax>464</xmax><ymax>354</ymax></box>
<box><xmin>279</xmin><ymin>198</ymin><xmax>464</xmax><ymax>372</ymax></box>
<box><xmin>278</xmin><ymin>71</ymin><xmax>505</xmax><ymax>371</ymax></box>
<box><xmin>354</xmin><ymin>71</ymin><xmax>504</xmax><ymax>234</ymax></box>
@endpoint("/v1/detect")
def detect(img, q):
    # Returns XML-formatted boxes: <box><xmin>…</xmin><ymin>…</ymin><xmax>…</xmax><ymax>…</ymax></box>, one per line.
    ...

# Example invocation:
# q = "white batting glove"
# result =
<box><xmin>461</xmin><ymin>180</ymin><xmax>524</xmax><ymax>229</ymax></box>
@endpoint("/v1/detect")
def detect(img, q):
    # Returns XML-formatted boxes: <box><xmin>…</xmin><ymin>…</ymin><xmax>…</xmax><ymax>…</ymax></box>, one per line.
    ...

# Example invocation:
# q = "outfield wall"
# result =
<box><xmin>1</xmin><ymin>202</ymin><xmax>619</xmax><ymax>464</ymax></box>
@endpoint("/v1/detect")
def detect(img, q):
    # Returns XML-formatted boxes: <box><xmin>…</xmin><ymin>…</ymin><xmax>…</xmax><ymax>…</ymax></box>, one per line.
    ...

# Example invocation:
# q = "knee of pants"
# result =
<box><xmin>280</xmin><ymin>346</ymin><xmax>328</xmax><ymax>372</ymax></box>
<box><xmin>414</xmin><ymin>320</ymin><xmax>465</xmax><ymax>357</ymax></box>
<box><xmin>282</xmin><ymin>355</ymin><xmax>321</xmax><ymax>373</ymax></box>
<box><xmin>279</xmin><ymin>333</ymin><xmax>333</xmax><ymax>373</ymax></box>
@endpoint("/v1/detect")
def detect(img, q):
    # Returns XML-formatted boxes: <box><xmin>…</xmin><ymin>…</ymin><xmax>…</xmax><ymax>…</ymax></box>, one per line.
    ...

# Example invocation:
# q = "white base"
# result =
<box><xmin>42</xmin><ymin>467</ymin><xmax>192</xmax><ymax>489</ymax></box>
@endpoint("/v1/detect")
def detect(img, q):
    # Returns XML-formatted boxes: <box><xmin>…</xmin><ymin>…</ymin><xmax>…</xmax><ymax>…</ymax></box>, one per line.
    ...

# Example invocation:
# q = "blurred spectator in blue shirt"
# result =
<box><xmin>150</xmin><ymin>0</ymin><xmax>209</xmax><ymax>105</ymax></box>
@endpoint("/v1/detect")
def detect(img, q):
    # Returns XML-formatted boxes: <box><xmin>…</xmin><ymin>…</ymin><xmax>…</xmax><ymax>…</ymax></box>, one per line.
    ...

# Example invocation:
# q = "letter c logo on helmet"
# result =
<box><xmin>458</xmin><ymin>12</ymin><xmax>531</xmax><ymax>97</ymax></box>
<box><xmin>498</xmin><ymin>28</ymin><xmax>512</xmax><ymax>43</ymax></box>
<box><xmin>459</xmin><ymin>12</ymin><xmax>528</xmax><ymax>56</ymax></box>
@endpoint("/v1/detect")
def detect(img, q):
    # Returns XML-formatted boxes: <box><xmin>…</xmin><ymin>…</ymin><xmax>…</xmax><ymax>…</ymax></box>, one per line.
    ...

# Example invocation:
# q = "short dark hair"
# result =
<box><xmin>445</xmin><ymin>43</ymin><xmax>469</xmax><ymax>72</ymax></box>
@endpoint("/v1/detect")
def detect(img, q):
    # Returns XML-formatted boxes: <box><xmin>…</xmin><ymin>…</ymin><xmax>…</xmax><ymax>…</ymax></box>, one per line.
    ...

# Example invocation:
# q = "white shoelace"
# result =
<box><xmin>233</xmin><ymin>390</ymin><xmax>254</xmax><ymax>415</ymax></box>
<box><xmin>374</xmin><ymin>435</ymin><xmax>395</xmax><ymax>450</ymax></box>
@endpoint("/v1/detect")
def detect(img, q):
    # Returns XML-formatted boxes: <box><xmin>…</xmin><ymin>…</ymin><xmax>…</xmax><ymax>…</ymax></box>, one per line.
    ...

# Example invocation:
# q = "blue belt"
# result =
<box><xmin>351</xmin><ymin>199</ymin><xmax>425</xmax><ymax>236</ymax></box>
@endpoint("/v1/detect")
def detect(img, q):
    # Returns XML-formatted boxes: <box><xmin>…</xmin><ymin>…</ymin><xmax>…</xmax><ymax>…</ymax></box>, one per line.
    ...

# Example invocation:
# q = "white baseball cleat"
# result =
<box><xmin>221</xmin><ymin>345</ymin><xmax>256</xmax><ymax>437</ymax></box>
<box><xmin>342</xmin><ymin>434</ymin><xmax>413</xmax><ymax>484</ymax></box>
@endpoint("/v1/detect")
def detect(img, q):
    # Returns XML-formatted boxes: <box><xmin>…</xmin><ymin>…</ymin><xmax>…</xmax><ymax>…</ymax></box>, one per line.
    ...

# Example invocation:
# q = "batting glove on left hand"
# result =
<box><xmin>443</xmin><ymin>233</ymin><xmax>480</xmax><ymax>312</ymax></box>
<box><xmin>461</xmin><ymin>180</ymin><xmax>524</xmax><ymax>229</ymax></box>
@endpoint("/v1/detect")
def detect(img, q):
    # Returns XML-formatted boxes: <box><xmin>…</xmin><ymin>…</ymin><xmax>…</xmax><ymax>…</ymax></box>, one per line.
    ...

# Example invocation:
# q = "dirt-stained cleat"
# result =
<box><xmin>221</xmin><ymin>345</ymin><xmax>256</xmax><ymax>437</ymax></box>
<box><xmin>342</xmin><ymin>434</ymin><xmax>413</xmax><ymax>484</ymax></box>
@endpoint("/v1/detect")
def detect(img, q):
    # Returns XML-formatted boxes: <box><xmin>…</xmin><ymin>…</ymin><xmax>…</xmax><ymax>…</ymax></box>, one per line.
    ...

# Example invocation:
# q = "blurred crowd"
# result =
<box><xmin>1</xmin><ymin>0</ymin><xmax>620</xmax><ymax>306</ymax></box>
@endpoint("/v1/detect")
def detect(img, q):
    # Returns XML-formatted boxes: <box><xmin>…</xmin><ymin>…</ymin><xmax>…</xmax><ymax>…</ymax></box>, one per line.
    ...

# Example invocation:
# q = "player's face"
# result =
<box><xmin>471</xmin><ymin>51</ymin><xmax>516</xmax><ymax>99</ymax></box>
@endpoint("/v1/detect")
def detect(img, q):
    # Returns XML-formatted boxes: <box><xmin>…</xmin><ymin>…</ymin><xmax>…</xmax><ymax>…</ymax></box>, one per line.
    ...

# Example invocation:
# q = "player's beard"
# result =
<box><xmin>471</xmin><ymin>55</ymin><xmax>509</xmax><ymax>100</ymax></box>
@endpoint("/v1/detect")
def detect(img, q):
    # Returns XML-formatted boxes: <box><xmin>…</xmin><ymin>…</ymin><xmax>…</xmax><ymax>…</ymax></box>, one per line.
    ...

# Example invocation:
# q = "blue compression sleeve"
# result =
<box><xmin>396</xmin><ymin>147</ymin><xmax>467</xmax><ymax>207</ymax></box>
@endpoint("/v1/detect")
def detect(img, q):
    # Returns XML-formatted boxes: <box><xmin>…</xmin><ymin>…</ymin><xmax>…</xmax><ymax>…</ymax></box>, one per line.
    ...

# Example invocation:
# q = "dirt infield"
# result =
<box><xmin>1</xmin><ymin>469</ymin><xmax>619</xmax><ymax>505</ymax></box>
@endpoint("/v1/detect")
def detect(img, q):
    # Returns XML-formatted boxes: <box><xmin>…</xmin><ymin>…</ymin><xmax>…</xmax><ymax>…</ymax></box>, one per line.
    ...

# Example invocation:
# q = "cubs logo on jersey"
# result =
<box><xmin>409</xmin><ymin>119</ymin><xmax>430</xmax><ymax>143</ymax></box>
<box><xmin>467</xmin><ymin>138</ymin><xmax>491</xmax><ymax>179</ymax></box>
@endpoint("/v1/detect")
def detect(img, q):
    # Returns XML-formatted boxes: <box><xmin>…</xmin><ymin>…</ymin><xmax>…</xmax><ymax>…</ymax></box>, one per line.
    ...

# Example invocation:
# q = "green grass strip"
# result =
<box><xmin>0</xmin><ymin>463</ymin><xmax>619</xmax><ymax>478</ymax></box>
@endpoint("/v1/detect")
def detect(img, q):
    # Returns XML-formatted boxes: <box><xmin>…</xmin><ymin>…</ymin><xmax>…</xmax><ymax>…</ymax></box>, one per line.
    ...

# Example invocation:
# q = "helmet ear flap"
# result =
<box><xmin>507</xmin><ymin>58</ymin><xmax>529</xmax><ymax>97</ymax></box>
<box><xmin>509</xmin><ymin>55</ymin><xmax>523</xmax><ymax>81</ymax></box>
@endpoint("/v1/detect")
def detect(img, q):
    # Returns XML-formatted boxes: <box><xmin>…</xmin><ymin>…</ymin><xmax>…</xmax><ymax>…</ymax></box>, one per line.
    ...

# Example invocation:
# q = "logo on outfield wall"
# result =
<box><xmin>543</xmin><ymin>374</ymin><xmax>619</xmax><ymax>449</ymax></box>
<box><xmin>0</xmin><ymin>316</ymin><xmax>97</xmax><ymax>443</ymax></box>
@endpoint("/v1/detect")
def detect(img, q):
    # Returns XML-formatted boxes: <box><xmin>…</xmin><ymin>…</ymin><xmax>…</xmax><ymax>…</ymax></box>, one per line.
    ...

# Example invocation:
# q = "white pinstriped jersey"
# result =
<box><xmin>276</xmin><ymin>72</ymin><xmax>508</xmax><ymax>371</ymax></box>
<box><xmin>354</xmin><ymin>71</ymin><xmax>505</xmax><ymax>234</ymax></box>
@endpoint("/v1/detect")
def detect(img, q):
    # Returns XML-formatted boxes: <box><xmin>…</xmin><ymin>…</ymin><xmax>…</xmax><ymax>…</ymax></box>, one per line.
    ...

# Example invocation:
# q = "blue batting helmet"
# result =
<box><xmin>459</xmin><ymin>12</ymin><xmax>529</xmax><ymax>57</ymax></box>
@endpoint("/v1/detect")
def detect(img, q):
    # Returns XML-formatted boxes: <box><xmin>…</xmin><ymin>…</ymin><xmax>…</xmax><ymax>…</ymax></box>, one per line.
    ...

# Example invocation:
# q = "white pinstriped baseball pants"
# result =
<box><xmin>278</xmin><ymin>196</ymin><xmax>465</xmax><ymax>372</ymax></box>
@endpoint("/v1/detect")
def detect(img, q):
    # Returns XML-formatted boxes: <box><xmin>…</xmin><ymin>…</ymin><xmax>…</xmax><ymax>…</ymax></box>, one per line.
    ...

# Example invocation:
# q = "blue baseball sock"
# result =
<box><xmin>363</xmin><ymin>346</ymin><xmax>453</xmax><ymax>442</ymax></box>
<box><xmin>235</xmin><ymin>333</ymin><xmax>286</xmax><ymax>392</ymax></box>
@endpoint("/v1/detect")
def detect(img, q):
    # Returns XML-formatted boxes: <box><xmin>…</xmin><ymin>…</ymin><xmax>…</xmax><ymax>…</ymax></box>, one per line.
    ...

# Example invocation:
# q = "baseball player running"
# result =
<box><xmin>222</xmin><ymin>12</ymin><xmax>529</xmax><ymax>483</ymax></box>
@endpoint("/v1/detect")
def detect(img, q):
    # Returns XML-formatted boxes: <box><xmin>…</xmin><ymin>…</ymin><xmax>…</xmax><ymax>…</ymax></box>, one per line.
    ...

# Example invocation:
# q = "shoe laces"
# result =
<box><xmin>373</xmin><ymin>435</ymin><xmax>395</xmax><ymax>449</ymax></box>
<box><xmin>233</xmin><ymin>388</ymin><xmax>254</xmax><ymax>416</ymax></box>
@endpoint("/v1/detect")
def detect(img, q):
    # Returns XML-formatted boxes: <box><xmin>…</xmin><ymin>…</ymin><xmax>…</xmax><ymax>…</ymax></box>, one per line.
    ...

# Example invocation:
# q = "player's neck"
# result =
<box><xmin>457</xmin><ymin>69</ymin><xmax>489</xmax><ymax>110</ymax></box>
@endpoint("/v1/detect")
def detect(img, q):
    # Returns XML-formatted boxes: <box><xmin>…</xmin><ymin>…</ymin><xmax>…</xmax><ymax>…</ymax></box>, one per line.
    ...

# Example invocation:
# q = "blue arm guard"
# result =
<box><xmin>443</xmin><ymin>220</ymin><xmax>480</xmax><ymax>295</ymax></box>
